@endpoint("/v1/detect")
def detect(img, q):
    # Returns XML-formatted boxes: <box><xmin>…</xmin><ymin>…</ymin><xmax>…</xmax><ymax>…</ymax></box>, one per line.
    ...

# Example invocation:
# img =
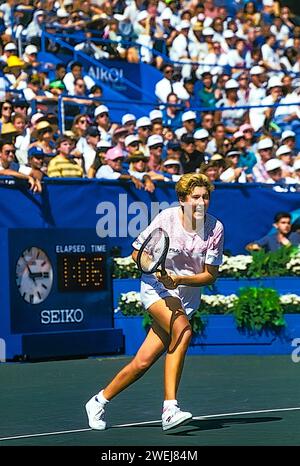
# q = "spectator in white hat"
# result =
<box><xmin>169</xmin><ymin>20</ymin><xmax>191</xmax><ymax>62</ymax></box>
<box><xmin>147</xmin><ymin>134</ymin><xmax>164</xmax><ymax>171</ymax></box>
<box><xmin>221</xmin><ymin>29</ymin><xmax>236</xmax><ymax>54</ymax></box>
<box><xmin>136</xmin><ymin>116</ymin><xmax>151</xmax><ymax>156</ymax></box>
<box><xmin>276</xmin><ymin>145</ymin><xmax>294</xmax><ymax>176</ymax></box>
<box><xmin>215</xmin><ymin>79</ymin><xmax>249</xmax><ymax>135</ymax></box>
<box><xmin>133</xmin><ymin>10</ymin><xmax>153</xmax><ymax>64</ymax></box>
<box><xmin>281</xmin><ymin>130</ymin><xmax>296</xmax><ymax>153</ymax></box>
<box><xmin>156</xmin><ymin>7</ymin><xmax>177</xmax><ymax>46</ymax></box>
<box><xmin>1</xmin><ymin>42</ymin><xmax>17</xmax><ymax>63</ymax></box>
<box><xmin>193</xmin><ymin>128</ymin><xmax>211</xmax><ymax>163</ymax></box>
<box><xmin>262</xmin><ymin>76</ymin><xmax>300</xmax><ymax>136</ymax></box>
<box><xmin>87</xmin><ymin>140</ymin><xmax>112</xmax><ymax>179</ymax></box>
<box><xmin>175</xmin><ymin>110</ymin><xmax>197</xmax><ymax>140</ymax></box>
<box><xmin>163</xmin><ymin>158</ymin><xmax>182</xmax><ymax>182</ymax></box>
<box><xmin>252</xmin><ymin>137</ymin><xmax>274</xmax><ymax>182</ymax></box>
<box><xmin>149</xmin><ymin>109</ymin><xmax>163</xmax><ymax>124</ymax></box>
<box><xmin>121</xmin><ymin>114</ymin><xmax>136</xmax><ymax>135</ymax></box>
<box><xmin>264</xmin><ymin>159</ymin><xmax>287</xmax><ymax>188</ymax></box>
<box><xmin>248</xmin><ymin>65</ymin><xmax>267</xmax><ymax>132</ymax></box>
<box><xmin>124</xmin><ymin>134</ymin><xmax>140</xmax><ymax>157</ymax></box>
<box><xmin>23</xmin><ymin>44</ymin><xmax>39</xmax><ymax>68</ymax></box>
<box><xmin>94</xmin><ymin>105</ymin><xmax>118</xmax><ymax>144</ymax></box>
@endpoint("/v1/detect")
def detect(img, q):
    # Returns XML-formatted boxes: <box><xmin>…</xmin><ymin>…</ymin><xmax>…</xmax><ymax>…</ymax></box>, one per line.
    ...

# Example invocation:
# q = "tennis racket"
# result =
<box><xmin>136</xmin><ymin>227</ymin><xmax>169</xmax><ymax>275</ymax></box>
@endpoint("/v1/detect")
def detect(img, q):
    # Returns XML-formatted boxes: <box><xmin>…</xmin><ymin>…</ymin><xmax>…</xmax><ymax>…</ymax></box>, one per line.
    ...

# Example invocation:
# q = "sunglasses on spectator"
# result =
<box><xmin>140</xmin><ymin>126</ymin><xmax>151</xmax><ymax>131</ymax></box>
<box><xmin>79</xmin><ymin>118</ymin><xmax>88</xmax><ymax>123</ymax></box>
<box><xmin>3</xmin><ymin>105</ymin><xmax>12</xmax><ymax>110</ymax></box>
<box><xmin>4</xmin><ymin>149</ymin><xmax>15</xmax><ymax>155</ymax></box>
<box><xmin>99</xmin><ymin>113</ymin><xmax>109</xmax><ymax>117</ymax></box>
<box><xmin>129</xmin><ymin>142</ymin><xmax>139</xmax><ymax>147</ymax></box>
<box><xmin>165</xmin><ymin>69</ymin><xmax>173</xmax><ymax>74</ymax></box>
<box><xmin>151</xmin><ymin>144</ymin><xmax>163</xmax><ymax>149</ymax></box>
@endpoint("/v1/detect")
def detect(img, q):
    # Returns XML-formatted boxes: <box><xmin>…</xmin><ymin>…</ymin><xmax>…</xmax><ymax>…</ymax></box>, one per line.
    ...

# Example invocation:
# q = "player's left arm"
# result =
<box><xmin>160</xmin><ymin>264</ymin><xmax>219</xmax><ymax>288</ymax></box>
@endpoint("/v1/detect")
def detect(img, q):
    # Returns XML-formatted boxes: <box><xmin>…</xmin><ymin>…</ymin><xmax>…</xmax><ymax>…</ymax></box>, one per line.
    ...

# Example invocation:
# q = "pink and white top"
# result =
<box><xmin>132</xmin><ymin>206</ymin><xmax>224</xmax><ymax>316</ymax></box>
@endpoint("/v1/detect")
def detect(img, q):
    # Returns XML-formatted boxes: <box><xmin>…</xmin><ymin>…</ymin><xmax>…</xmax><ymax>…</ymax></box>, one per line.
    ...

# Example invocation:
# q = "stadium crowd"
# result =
<box><xmin>0</xmin><ymin>0</ymin><xmax>300</xmax><ymax>191</ymax></box>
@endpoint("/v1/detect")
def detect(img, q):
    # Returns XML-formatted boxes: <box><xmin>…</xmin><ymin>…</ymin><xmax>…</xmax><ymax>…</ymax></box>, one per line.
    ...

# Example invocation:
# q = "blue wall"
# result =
<box><xmin>0</xmin><ymin>179</ymin><xmax>299</xmax><ymax>256</ymax></box>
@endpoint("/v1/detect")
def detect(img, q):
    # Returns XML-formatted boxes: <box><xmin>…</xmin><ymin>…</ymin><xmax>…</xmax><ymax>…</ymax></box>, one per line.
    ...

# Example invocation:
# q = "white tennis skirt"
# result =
<box><xmin>140</xmin><ymin>274</ymin><xmax>199</xmax><ymax>319</ymax></box>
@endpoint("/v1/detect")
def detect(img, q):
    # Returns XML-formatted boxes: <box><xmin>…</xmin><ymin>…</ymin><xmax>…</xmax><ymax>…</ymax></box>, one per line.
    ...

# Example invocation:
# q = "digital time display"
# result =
<box><xmin>57</xmin><ymin>253</ymin><xmax>106</xmax><ymax>292</ymax></box>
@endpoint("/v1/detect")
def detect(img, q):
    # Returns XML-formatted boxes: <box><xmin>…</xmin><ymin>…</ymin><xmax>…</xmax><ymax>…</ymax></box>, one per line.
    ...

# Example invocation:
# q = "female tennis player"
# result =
<box><xmin>85</xmin><ymin>173</ymin><xmax>224</xmax><ymax>431</ymax></box>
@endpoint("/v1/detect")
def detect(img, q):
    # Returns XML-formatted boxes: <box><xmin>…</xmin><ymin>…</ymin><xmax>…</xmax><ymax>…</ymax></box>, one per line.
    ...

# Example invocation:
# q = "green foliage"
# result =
<box><xmin>112</xmin><ymin>247</ymin><xmax>300</xmax><ymax>280</ymax></box>
<box><xmin>141</xmin><ymin>308</ymin><xmax>208</xmax><ymax>335</ymax></box>
<box><xmin>117</xmin><ymin>291</ymin><xmax>144</xmax><ymax>316</ymax></box>
<box><xmin>189</xmin><ymin>310</ymin><xmax>209</xmax><ymax>334</ymax></box>
<box><xmin>117</xmin><ymin>288</ymin><xmax>297</xmax><ymax>336</ymax></box>
<box><xmin>231</xmin><ymin>287</ymin><xmax>286</xmax><ymax>332</ymax></box>
<box><xmin>142</xmin><ymin>312</ymin><xmax>153</xmax><ymax>330</ymax></box>
<box><xmin>246</xmin><ymin>246</ymin><xmax>297</xmax><ymax>278</ymax></box>
<box><xmin>112</xmin><ymin>256</ymin><xmax>141</xmax><ymax>279</ymax></box>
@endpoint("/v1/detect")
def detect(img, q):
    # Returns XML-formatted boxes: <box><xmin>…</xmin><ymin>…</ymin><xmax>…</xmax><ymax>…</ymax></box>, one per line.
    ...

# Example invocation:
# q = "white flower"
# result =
<box><xmin>280</xmin><ymin>294</ymin><xmax>300</xmax><ymax>305</ymax></box>
<box><xmin>201</xmin><ymin>293</ymin><xmax>238</xmax><ymax>309</ymax></box>
<box><xmin>286</xmin><ymin>249</ymin><xmax>300</xmax><ymax>275</ymax></box>
<box><xmin>219</xmin><ymin>255</ymin><xmax>253</xmax><ymax>274</ymax></box>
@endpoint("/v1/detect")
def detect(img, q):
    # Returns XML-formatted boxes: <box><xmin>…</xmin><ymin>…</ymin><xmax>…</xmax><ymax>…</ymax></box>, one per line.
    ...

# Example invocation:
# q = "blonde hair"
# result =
<box><xmin>175</xmin><ymin>173</ymin><xmax>215</xmax><ymax>200</ymax></box>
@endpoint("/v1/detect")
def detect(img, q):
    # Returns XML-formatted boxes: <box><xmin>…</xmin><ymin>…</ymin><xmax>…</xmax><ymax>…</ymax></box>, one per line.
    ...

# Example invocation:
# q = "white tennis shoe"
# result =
<box><xmin>85</xmin><ymin>395</ymin><xmax>107</xmax><ymax>430</ymax></box>
<box><xmin>162</xmin><ymin>404</ymin><xmax>192</xmax><ymax>431</ymax></box>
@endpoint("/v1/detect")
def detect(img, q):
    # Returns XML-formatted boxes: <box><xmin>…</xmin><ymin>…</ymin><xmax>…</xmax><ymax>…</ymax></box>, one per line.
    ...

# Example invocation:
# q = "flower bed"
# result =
<box><xmin>114</xmin><ymin>289</ymin><xmax>300</xmax><ymax>355</ymax></box>
<box><xmin>112</xmin><ymin>246</ymin><xmax>300</xmax><ymax>280</ymax></box>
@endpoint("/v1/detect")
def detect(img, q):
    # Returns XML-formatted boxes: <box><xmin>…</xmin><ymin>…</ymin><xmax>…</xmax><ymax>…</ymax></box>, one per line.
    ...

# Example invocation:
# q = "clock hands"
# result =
<box><xmin>29</xmin><ymin>272</ymin><xmax>49</xmax><ymax>279</ymax></box>
<box><xmin>22</xmin><ymin>256</ymin><xmax>37</xmax><ymax>284</ymax></box>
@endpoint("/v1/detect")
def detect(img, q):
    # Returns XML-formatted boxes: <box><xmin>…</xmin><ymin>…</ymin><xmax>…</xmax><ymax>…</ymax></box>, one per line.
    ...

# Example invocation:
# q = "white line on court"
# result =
<box><xmin>1</xmin><ymin>406</ymin><xmax>300</xmax><ymax>442</ymax></box>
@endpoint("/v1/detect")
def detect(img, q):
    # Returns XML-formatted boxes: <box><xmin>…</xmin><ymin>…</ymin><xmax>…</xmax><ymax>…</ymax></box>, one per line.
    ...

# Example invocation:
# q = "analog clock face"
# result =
<box><xmin>15</xmin><ymin>247</ymin><xmax>53</xmax><ymax>304</ymax></box>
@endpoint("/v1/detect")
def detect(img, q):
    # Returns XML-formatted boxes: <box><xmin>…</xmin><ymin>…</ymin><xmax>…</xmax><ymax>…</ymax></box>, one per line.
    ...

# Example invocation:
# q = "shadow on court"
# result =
<box><xmin>115</xmin><ymin>416</ymin><xmax>282</xmax><ymax>435</ymax></box>
<box><xmin>165</xmin><ymin>416</ymin><xmax>283</xmax><ymax>436</ymax></box>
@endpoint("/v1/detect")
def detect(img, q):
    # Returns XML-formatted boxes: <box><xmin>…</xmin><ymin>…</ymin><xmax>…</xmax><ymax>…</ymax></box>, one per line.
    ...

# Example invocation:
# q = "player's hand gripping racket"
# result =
<box><xmin>136</xmin><ymin>227</ymin><xmax>169</xmax><ymax>275</ymax></box>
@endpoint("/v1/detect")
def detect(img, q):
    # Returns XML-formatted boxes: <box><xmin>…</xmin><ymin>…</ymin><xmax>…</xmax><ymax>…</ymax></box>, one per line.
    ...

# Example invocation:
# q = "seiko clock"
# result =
<box><xmin>15</xmin><ymin>247</ymin><xmax>53</xmax><ymax>304</ymax></box>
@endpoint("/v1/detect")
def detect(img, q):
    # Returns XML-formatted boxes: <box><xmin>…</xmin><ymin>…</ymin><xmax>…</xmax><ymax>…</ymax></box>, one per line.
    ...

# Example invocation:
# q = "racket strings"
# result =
<box><xmin>138</xmin><ymin>229</ymin><xmax>169</xmax><ymax>273</ymax></box>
